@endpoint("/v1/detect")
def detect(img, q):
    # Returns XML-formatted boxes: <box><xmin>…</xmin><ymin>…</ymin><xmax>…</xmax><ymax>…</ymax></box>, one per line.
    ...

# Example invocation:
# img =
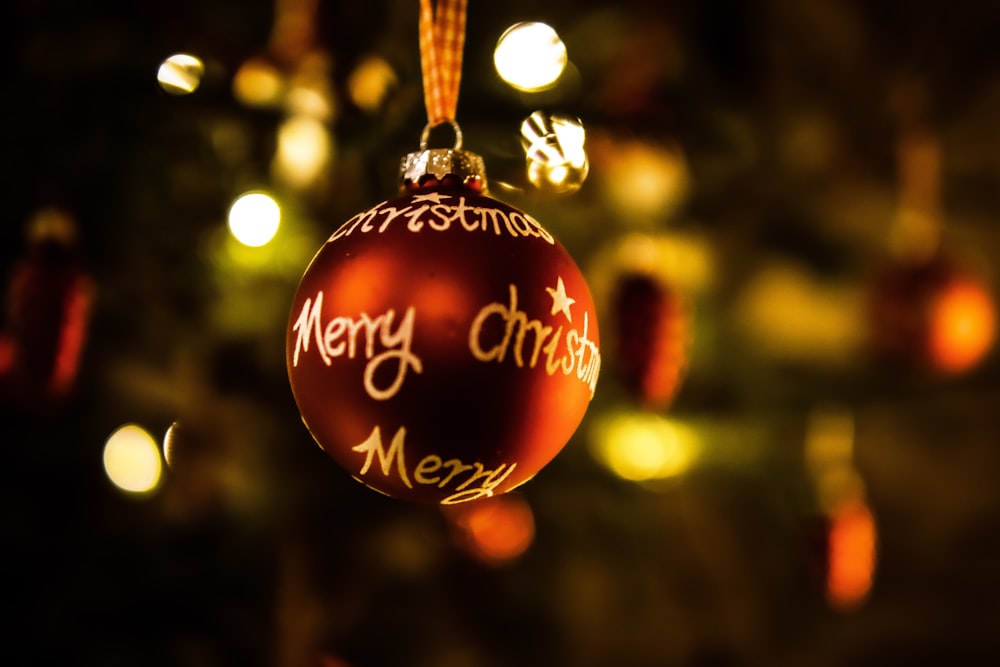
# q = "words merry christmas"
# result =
<box><xmin>290</xmin><ymin>277</ymin><xmax>600</xmax><ymax>400</ymax></box>
<box><xmin>289</xmin><ymin>275</ymin><xmax>601</xmax><ymax>503</ymax></box>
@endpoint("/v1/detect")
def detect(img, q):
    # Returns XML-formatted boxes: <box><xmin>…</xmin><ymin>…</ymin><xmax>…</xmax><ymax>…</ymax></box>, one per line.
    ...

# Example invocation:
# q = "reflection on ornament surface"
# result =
<box><xmin>287</xmin><ymin>179</ymin><xmax>601</xmax><ymax>504</ymax></box>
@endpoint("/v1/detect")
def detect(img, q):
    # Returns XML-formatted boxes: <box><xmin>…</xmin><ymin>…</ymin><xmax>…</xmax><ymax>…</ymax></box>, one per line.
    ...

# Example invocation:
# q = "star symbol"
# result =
<box><xmin>411</xmin><ymin>192</ymin><xmax>449</xmax><ymax>204</ymax></box>
<box><xmin>546</xmin><ymin>276</ymin><xmax>576</xmax><ymax>322</ymax></box>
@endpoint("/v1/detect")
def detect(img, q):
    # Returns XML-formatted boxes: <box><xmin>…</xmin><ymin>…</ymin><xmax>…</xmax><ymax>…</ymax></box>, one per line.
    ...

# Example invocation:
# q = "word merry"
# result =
<box><xmin>353</xmin><ymin>425</ymin><xmax>518</xmax><ymax>504</ymax></box>
<box><xmin>290</xmin><ymin>291</ymin><xmax>423</xmax><ymax>400</ymax></box>
<box><xmin>328</xmin><ymin>194</ymin><xmax>555</xmax><ymax>245</ymax></box>
<box><xmin>469</xmin><ymin>283</ymin><xmax>601</xmax><ymax>396</ymax></box>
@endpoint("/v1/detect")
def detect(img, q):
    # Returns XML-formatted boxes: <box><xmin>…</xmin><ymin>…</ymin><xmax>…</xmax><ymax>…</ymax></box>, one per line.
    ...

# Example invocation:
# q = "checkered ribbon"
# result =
<box><xmin>419</xmin><ymin>0</ymin><xmax>467</xmax><ymax>125</ymax></box>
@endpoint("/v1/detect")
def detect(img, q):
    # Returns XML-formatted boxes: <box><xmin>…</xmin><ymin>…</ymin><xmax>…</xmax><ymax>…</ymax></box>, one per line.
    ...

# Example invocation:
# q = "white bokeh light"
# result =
<box><xmin>494</xmin><ymin>22</ymin><xmax>567</xmax><ymax>92</ymax></box>
<box><xmin>103</xmin><ymin>424</ymin><xmax>163</xmax><ymax>494</ymax></box>
<box><xmin>157</xmin><ymin>53</ymin><xmax>205</xmax><ymax>95</ymax></box>
<box><xmin>228</xmin><ymin>192</ymin><xmax>281</xmax><ymax>247</ymax></box>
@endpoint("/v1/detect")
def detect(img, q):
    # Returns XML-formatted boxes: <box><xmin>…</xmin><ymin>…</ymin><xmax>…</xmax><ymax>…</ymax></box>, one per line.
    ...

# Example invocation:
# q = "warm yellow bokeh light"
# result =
<box><xmin>590</xmin><ymin>410</ymin><xmax>700</xmax><ymax>482</ymax></box>
<box><xmin>494</xmin><ymin>22</ymin><xmax>567</xmax><ymax>92</ymax></box>
<box><xmin>228</xmin><ymin>192</ymin><xmax>281</xmax><ymax>247</ymax></box>
<box><xmin>232</xmin><ymin>57</ymin><xmax>285</xmax><ymax>108</ymax></box>
<box><xmin>157</xmin><ymin>53</ymin><xmax>205</xmax><ymax>95</ymax></box>
<box><xmin>602</xmin><ymin>142</ymin><xmax>690</xmax><ymax>223</ymax></box>
<box><xmin>103</xmin><ymin>424</ymin><xmax>163</xmax><ymax>494</ymax></box>
<box><xmin>522</xmin><ymin>112</ymin><xmax>589</xmax><ymax>193</ymax></box>
<box><xmin>348</xmin><ymin>56</ymin><xmax>398</xmax><ymax>113</ymax></box>
<box><xmin>273</xmin><ymin>115</ymin><xmax>332</xmax><ymax>190</ymax></box>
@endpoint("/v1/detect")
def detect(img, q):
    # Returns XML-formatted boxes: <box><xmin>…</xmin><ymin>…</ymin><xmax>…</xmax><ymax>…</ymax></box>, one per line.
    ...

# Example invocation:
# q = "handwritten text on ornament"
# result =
<box><xmin>469</xmin><ymin>280</ymin><xmax>601</xmax><ymax>396</ymax></box>
<box><xmin>328</xmin><ymin>193</ymin><xmax>555</xmax><ymax>244</ymax></box>
<box><xmin>352</xmin><ymin>425</ymin><xmax>518</xmax><ymax>504</ymax></box>
<box><xmin>290</xmin><ymin>291</ymin><xmax>423</xmax><ymax>400</ymax></box>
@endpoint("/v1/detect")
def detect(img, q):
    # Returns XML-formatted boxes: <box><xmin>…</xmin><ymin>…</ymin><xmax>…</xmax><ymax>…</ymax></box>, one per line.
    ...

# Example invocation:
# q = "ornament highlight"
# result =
<box><xmin>287</xmin><ymin>143</ymin><xmax>601</xmax><ymax>504</ymax></box>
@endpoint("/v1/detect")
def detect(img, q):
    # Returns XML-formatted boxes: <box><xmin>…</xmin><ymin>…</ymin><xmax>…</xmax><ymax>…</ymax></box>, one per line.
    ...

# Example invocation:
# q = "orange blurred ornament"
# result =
<box><xmin>286</xmin><ymin>144</ymin><xmax>601</xmax><ymax>504</ymax></box>
<box><xmin>868</xmin><ymin>253</ymin><xmax>995</xmax><ymax>375</ymax></box>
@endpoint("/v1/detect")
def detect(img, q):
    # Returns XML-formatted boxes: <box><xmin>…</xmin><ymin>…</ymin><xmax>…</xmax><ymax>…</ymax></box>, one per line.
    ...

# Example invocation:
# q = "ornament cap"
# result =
<box><xmin>400</xmin><ymin>148</ymin><xmax>487</xmax><ymax>192</ymax></box>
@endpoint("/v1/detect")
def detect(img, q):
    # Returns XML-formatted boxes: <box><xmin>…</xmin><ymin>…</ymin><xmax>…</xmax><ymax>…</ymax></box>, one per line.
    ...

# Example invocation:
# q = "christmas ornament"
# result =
<box><xmin>1</xmin><ymin>208</ymin><xmax>93</xmax><ymax>411</ymax></box>
<box><xmin>610</xmin><ymin>270</ymin><xmax>687</xmax><ymax>410</ymax></box>
<box><xmin>285</xmin><ymin>0</ymin><xmax>601</xmax><ymax>504</ymax></box>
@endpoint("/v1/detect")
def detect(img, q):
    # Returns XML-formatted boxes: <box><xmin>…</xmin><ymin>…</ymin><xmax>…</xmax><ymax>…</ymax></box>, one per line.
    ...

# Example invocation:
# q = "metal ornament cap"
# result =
<box><xmin>400</xmin><ymin>148</ymin><xmax>487</xmax><ymax>192</ymax></box>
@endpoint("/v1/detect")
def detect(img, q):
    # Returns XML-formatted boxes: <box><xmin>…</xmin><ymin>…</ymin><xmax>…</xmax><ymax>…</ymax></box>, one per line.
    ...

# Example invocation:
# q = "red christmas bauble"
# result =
<box><xmin>286</xmin><ymin>149</ymin><xmax>601</xmax><ymax>504</ymax></box>
<box><xmin>610</xmin><ymin>271</ymin><xmax>688</xmax><ymax>410</ymax></box>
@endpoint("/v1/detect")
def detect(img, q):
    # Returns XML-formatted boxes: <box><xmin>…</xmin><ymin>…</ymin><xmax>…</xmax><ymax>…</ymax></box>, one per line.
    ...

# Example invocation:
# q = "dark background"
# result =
<box><xmin>3</xmin><ymin>1</ymin><xmax>1000</xmax><ymax>665</ymax></box>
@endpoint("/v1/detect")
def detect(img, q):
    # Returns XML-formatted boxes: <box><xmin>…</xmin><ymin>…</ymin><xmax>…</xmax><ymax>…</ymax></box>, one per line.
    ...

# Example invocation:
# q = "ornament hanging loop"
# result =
<box><xmin>419</xmin><ymin>119</ymin><xmax>463</xmax><ymax>151</ymax></box>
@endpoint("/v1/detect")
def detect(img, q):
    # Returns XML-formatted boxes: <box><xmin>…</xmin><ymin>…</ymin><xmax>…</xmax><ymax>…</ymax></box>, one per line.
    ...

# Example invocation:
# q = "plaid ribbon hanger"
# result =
<box><xmin>419</xmin><ymin>0</ymin><xmax>468</xmax><ymax>130</ymax></box>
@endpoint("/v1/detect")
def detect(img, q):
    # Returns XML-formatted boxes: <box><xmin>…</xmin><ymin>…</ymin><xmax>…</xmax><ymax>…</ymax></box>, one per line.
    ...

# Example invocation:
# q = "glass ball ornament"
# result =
<box><xmin>286</xmin><ymin>141</ymin><xmax>601</xmax><ymax>504</ymax></box>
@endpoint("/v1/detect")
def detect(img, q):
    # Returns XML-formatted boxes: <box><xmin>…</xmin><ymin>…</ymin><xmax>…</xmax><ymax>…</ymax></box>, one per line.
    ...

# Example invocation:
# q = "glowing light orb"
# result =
<box><xmin>348</xmin><ymin>56</ymin><xmax>398</xmax><ymax>113</ymax></box>
<box><xmin>228</xmin><ymin>192</ymin><xmax>281</xmax><ymax>247</ymax></box>
<box><xmin>521</xmin><ymin>111</ymin><xmax>589</xmax><ymax>194</ymax></box>
<box><xmin>103</xmin><ymin>424</ymin><xmax>163</xmax><ymax>494</ymax></box>
<box><xmin>274</xmin><ymin>115</ymin><xmax>332</xmax><ymax>189</ymax></box>
<box><xmin>929</xmin><ymin>279</ymin><xmax>996</xmax><ymax>373</ymax></box>
<box><xmin>494</xmin><ymin>22</ymin><xmax>567</xmax><ymax>92</ymax></box>
<box><xmin>444</xmin><ymin>495</ymin><xmax>536</xmax><ymax>565</ymax></box>
<box><xmin>157</xmin><ymin>53</ymin><xmax>205</xmax><ymax>95</ymax></box>
<box><xmin>826</xmin><ymin>500</ymin><xmax>878</xmax><ymax>611</ymax></box>
<box><xmin>590</xmin><ymin>410</ymin><xmax>699</xmax><ymax>482</ymax></box>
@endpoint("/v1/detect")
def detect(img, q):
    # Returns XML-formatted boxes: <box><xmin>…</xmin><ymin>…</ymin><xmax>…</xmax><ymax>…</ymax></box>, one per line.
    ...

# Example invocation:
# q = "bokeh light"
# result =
<box><xmin>521</xmin><ymin>111</ymin><xmax>589</xmax><ymax>194</ymax></box>
<box><xmin>228</xmin><ymin>192</ymin><xmax>281</xmax><ymax>247</ymax></box>
<box><xmin>597</xmin><ymin>139</ymin><xmax>690</xmax><ymax>224</ymax></box>
<box><xmin>590</xmin><ymin>410</ymin><xmax>700</xmax><ymax>482</ymax></box>
<box><xmin>348</xmin><ymin>55</ymin><xmax>398</xmax><ymax>113</ymax></box>
<box><xmin>233</xmin><ymin>56</ymin><xmax>285</xmax><ymax>108</ymax></box>
<box><xmin>103</xmin><ymin>424</ymin><xmax>163</xmax><ymax>494</ymax></box>
<box><xmin>273</xmin><ymin>115</ymin><xmax>332</xmax><ymax>190</ymax></box>
<box><xmin>494</xmin><ymin>22</ymin><xmax>567</xmax><ymax>92</ymax></box>
<box><xmin>929</xmin><ymin>278</ymin><xmax>996</xmax><ymax>373</ymax></box>
<box><xmin>826</xmin><ymin>499</ymin><xmax>878</xmax><ymax>611</ymax></box>
<box><xmin>443</xmin><ymin>495</ymin><xmax>536</xmax><ymax>566</ymax></box>
<box><xmin>157</xmin><ymin>53</ymin><xmax>205</xmax><ymax>95</ymax></box>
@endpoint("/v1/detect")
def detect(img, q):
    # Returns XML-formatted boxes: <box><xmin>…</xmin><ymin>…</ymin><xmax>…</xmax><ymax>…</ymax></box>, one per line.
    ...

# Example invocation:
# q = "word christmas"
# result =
<box><xmin>328</xmin><ymin>192</ymin><xmax>555</xmax><ymax>244</ymax></box>
<box><xmin>469</xmin><ymin>279</ymin><xmax>601</xmax><ymax>396</ymax></box>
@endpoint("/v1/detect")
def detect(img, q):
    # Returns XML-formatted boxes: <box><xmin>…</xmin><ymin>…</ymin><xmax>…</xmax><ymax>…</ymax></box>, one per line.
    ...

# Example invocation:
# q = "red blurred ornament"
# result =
<box><xmin>610</xmin><ymin>271</ymin><xmax>688</xmax><ymax>410</ymax></box>
<box><xmin>868</xmin><ymin>253</ymin><xmax>996</xmax><ymax>374</ymax></box>
<box><xmin>1</xmin><ymin>209</ymin><xmax>93</xmax><ymax>409</ymax></box>
<box><xmin>286</xmin><ymin>145</ymin><xmax>601</xmax><ymax>504</ymax></box>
